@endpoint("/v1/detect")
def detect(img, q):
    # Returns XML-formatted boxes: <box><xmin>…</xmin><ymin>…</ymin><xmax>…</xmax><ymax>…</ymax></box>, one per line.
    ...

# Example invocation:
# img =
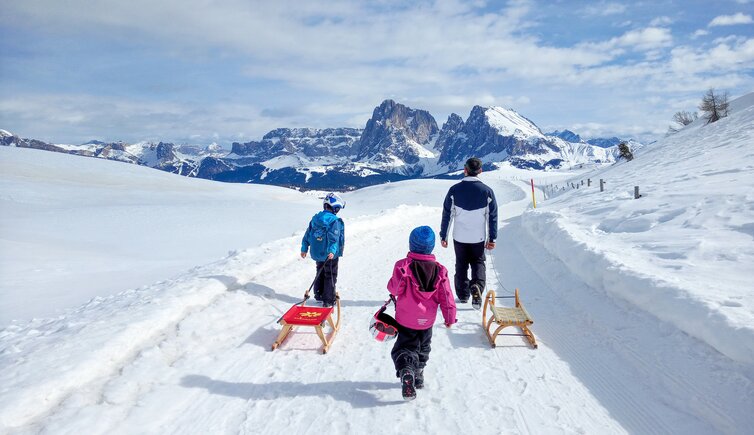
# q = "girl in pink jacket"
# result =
<box><xmin>388</xmin><ymin>226</ymin><xmax>457</xmax><ymax>400</ymax></box>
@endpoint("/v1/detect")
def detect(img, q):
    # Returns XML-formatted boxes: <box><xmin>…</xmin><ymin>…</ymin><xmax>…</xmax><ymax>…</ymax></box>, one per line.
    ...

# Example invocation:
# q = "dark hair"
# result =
<box><xmin>465</xmin><ymin>157</ymin><xmax>482</xmax><ymax>176</ymax></box>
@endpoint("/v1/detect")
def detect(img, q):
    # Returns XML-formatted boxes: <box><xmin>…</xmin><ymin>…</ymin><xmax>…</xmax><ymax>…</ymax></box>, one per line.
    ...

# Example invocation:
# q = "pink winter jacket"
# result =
<box><xmin>387</xmin><ymin>252</ymin><xmax>457</xmax><ymax>330</ymax></box>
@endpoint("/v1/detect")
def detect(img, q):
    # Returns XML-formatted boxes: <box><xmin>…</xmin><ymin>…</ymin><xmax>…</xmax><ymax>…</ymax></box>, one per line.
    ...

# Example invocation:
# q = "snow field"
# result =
<box><xmin>0</xmin><ymin>146</ymin><xmax>314</xmax><ymax>324</ymax></box>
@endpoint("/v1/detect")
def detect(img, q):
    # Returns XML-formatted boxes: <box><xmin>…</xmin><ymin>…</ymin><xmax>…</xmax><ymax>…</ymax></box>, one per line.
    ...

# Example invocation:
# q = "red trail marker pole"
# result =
<box><xmin>530</xmin><ymin>179</ymin><xmax>537</xmax><ymax>208</ymax></box>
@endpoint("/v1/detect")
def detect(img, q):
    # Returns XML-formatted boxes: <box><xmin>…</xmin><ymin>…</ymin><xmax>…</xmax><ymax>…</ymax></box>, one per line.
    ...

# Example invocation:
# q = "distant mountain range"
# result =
<box><xmin>546</xmin><ymin>130</ymin><xmax>625</xmax><ymax>148</ymax></box>
<box><xmin>1</xmin><ymin>100</ymin><xmax>641</xmax><ymax>190</ymax></box>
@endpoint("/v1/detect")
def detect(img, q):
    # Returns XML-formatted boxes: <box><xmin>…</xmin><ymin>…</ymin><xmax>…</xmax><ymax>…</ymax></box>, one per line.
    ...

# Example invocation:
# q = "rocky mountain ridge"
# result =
<box><xmin>1</xmin><ymin>100</ymin><xmax>639</xmax><ymax>189</ymax></box>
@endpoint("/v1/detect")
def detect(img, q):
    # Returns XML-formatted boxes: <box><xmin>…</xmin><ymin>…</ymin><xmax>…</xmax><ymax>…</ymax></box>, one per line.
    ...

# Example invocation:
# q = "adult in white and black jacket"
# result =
<box><xmin>439</xmin><ymin>157</ymin><xmax>498</xmax><ymax>304</ymax></box>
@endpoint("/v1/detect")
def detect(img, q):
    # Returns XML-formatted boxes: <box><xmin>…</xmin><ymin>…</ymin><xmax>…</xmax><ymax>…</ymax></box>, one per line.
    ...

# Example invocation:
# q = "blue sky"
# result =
<box><xmin>1</xmin><ymin>0</ymin><xmax>752</xmax><ymax>146</ymax></box>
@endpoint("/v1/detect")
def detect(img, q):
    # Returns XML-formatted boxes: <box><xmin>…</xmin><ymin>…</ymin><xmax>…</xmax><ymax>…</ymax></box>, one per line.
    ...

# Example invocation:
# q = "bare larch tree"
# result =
<box><xmin>699</xmin><ymin>89</ymin><xmax>730</xmax><ymax>124</ymax></box>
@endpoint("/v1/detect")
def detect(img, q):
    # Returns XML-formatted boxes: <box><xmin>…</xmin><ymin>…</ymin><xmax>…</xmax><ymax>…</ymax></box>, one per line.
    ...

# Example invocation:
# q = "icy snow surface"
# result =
<box><xmin>1</xmin><ymin>95</ymin><xmax>753</xmax><ymax>433</ymax></box>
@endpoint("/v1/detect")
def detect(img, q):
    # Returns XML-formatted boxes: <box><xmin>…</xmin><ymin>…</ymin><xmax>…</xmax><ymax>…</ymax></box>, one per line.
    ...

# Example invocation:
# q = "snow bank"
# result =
<box><xmin>521</xmin><ymin>210</ymin><xmax>754</xmax><ymax>364</ymax></box>
<box><xmin>521</xmin><ymin>93</ymin><xmax>754</xmax><ymax>364</ymax></box>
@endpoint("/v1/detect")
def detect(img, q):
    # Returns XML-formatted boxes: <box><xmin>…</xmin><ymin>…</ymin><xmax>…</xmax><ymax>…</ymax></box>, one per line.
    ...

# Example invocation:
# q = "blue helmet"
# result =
<box><xmin>323</xmin><ymin>192</ymin><xmax>346</xmax><ymax>213</ymax></box>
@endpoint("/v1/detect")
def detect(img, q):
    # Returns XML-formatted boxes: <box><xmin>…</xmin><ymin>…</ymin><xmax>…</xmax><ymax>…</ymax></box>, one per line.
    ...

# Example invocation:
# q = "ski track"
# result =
<box><xmin>7</xmin><ymin>182</ymin><xmax>754</xmax><ymax>434</ymax></box>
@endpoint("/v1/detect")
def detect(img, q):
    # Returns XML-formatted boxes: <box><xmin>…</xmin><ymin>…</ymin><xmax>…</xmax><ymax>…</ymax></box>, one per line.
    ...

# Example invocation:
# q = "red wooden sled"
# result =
<box><xmin>271</xmin><ymin>292</ymin><xmax>341</xmax><ymax>354</ymax></box>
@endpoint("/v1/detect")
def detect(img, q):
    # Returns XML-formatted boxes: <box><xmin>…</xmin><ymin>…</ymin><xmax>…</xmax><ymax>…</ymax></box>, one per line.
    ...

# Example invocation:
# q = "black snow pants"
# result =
<box><xmin>391</xmin><ymin>325</ymin><xmax>433</xmax><ymax>376</ymax></box>
<box><xmin>453</xmin><ymin>240</ymin><xmax>486</xmax><ymax>300</ymax></box>
<box><xmin>313</xmin><ymin>259</ymin><xmax>338</xmax><ymax>305</ymax></box>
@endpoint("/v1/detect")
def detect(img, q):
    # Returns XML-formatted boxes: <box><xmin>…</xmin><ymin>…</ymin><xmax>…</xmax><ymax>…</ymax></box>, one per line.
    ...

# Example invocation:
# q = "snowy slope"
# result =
<box><xmin>523</xmin><ymin>92</ymin><xmax>754</xmax><ymax>364</ymax></box>
<box><xmin>0</xmin><ymin>146</ymin><xmax>315</xmax><ymax>324</ymax></box>
<box><xmin>1</xmin><ymin>113</ymin><xmax>753</xmax><ymax>434</ymax></box>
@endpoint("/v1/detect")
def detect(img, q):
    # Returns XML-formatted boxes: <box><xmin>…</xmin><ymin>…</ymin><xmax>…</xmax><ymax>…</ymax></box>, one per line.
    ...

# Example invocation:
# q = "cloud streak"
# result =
<box><xmin>709</xmin><ymin>13</ymin><xmax>753</xmax><ymax>27</ymax></box>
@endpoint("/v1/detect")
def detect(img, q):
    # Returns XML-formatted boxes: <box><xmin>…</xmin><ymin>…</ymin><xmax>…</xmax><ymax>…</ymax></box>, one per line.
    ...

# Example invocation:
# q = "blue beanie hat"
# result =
<box><xmin>409</xmin><ymin>226</ymin><xmax>435</xmax><ymax>254</ymax></box>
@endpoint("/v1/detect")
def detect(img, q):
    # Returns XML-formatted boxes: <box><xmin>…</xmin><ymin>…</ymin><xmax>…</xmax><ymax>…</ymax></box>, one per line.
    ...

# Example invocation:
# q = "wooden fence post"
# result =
<box><xmin>634</xmin><ymin>186</ymin><xmax>641</xmax><ymax>199</ymax></box>
<box><xmin>600</xmin><ymin>179</ymin><xmax>605</xmax><ymax>192</ymax></box>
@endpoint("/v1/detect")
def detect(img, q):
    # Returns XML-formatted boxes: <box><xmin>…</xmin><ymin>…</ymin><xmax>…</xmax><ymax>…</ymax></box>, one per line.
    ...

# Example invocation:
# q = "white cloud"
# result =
<box><xmin>692</xmin><ymin>29</ymin><xmax>710</xmax><ymax>39</ymax></box>
<box><xmin>579</xmin><ymin>27</ymin><xmax>673</xmax><ymax>54</ymax></box>
<box><xmin>670</xmin><ymin>38</ymin><xmax>754</xmax><ymax>75</ymax></box>
<box><xmin>614</xmin><ymin>27</ymin><xmax>673</xmax><ymax>50</ymax></box>
<box><xmin>584</xmin><ymin>2</ymin><xmax>627</xmax><ymax>16</ymax></box>
<box><xmin>650</xmin><ymin>16</ymin><xmax>673</xmax><ymax>26</ymax></box>
<box><xmin>709</xmin><ymin>13</ymin><xmax>753</xmax><ymax>27</ymax></box>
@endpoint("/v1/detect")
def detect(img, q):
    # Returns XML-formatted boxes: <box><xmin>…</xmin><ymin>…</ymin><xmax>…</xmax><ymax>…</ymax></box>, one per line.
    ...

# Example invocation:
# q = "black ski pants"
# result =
<box><xmin>453</xmin><ymin>240</ymin><xmax>486</xmax><ymax>300</ymax></box>
<box><xmin>313</xmin><ymin>259</ymin><xmax>338</xmax><ymax>305</ymax></box>
<box><xmin>391</xmin><ymin>325</ymin><xmax>433</xmax><ymax>376</ymax></box>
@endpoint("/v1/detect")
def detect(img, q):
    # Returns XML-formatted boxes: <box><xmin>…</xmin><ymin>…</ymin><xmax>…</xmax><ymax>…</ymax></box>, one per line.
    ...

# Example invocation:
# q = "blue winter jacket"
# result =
<box><xmin>301</xmin><ymin>210</ymin><xmax>345</xmax><ymax>262</ymax></box>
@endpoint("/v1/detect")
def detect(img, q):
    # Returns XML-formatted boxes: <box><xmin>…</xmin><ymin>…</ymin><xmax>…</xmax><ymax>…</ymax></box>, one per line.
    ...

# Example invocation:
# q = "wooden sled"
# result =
<box><xmin>482</xmin><ymin>288</ymin><xmax>537</xmax><ymax>349</ymax></box>
<box><xmin>271</xmin><ymin>292</ymin><xmax>341</xmax><ymax>354</ymax></box>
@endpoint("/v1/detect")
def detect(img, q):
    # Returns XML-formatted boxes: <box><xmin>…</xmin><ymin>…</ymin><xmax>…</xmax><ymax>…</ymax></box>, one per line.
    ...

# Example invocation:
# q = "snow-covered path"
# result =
<box><xmin>6</xmin><ymin>177</ymin><xmax>752</xmax><ymax>435</ymax></box>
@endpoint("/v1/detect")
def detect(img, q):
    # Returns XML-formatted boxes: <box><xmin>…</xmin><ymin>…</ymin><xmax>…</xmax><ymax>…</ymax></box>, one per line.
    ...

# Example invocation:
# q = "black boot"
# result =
<box><xmin>471</xmin><ymin>283</ymin><xmax>483</xmax><ymax>310</ymax></box>
<box><xmin>414</xmin><ymin>369</ymin><xmax>424</xmax><ymax>389</ymax></box>
<box><xmin>400</xmin><ymin>368</ymin><xmax>416</xmax><ymax>401</ymax></box>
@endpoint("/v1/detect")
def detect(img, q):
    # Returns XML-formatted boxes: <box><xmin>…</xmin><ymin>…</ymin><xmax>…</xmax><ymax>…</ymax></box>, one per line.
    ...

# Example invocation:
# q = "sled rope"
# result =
<box><xmin>487</xmin><ymin>248</ymin><xmax>514</xmax><ymax>295</ymax></box>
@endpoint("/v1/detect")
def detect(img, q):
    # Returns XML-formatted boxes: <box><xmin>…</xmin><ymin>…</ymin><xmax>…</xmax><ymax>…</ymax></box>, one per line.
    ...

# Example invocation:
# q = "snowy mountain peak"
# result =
<box><xmin>0</xmin><ymin>129</ymin><xmax>13</xmax><ymax>138</ymax></box>
<box><xmin>483</xmin><ymin>106</ymin><xmax>544</xmax><ymax>139</ymax></box>
<box><xmin>205</xmin><ymin>143</ymin><xmax>223</xmax><ymax>153</ymax></box>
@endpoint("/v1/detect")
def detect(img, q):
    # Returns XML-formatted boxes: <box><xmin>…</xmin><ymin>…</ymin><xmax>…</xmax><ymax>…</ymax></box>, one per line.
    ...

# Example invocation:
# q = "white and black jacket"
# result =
<box><xmin>440</xmin><ymin>176</ymin><xmax>498</xmax><ymax>244</ymax></box>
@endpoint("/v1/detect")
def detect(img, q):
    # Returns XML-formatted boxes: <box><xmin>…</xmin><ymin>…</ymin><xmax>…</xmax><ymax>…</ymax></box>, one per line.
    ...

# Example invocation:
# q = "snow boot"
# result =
<box><xmin>400</xmin><ymin>368</ymin><xmax>416</xmax><ymax>401</ymax></box>
<box><xmin>471</xmin><ymin>284</ymin><xmax>483</xmax><ymax>310</ymax></box>
<box><xmin>414</xmin><ymin>369</ymin><xmax>424</xmax><ymax>389</ymax></box>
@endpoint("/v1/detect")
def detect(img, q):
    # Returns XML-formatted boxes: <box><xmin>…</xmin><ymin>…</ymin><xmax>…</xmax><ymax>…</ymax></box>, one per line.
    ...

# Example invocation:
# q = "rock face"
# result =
<box><xmin>435</xmin><ymin>113</ymin><xmax>464</xmax><ymax>154</ymax></box>
<box><xmin>354</xmin><ymin>100</ymin><xmax>439</xmax><ymax>166</ymax></box>
<box><xmin>231</xmin><ymin>128</ymin><xmax>362</xmax><ymax>161</ymax></box>
<box><xmin>195</xmin><ymin>157</ymin><xmax>235</xmax><ymax>179</ymax></box>
<box><xmin>1</xmin><ymin>131</ymin><xmax>69</xmax><ymax>153</ymax></box>
<box><xmin>548</xmin><ymin>130</ymin><xmax>582</xmax><ymax>143</ymax></box>
<box><xmin>438</xmin><ymin>106</ymin><xmax>553</xmax><ymax>170</ymax></box>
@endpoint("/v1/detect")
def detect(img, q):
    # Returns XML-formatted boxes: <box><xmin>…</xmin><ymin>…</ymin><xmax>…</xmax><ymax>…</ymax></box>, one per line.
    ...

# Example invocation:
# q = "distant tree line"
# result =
<box><xmin>667</xmin><ymin>88</ymin><xmax>730</xmax><ymax>135</ymax></box>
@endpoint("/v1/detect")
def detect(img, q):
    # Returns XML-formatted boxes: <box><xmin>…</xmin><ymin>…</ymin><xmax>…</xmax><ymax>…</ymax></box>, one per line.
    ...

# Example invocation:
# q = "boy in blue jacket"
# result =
<box><xmin>300</xmin><ymin>192</ymin><xmax>345</xmax><ymax>307</ymax></box>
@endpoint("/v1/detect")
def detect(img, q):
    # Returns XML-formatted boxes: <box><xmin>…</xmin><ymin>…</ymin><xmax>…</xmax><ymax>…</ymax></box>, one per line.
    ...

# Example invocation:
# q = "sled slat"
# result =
<box><xmin>482</xmin><ymin>288</ymin><xmax>537</xmax><ymax>349</ymax></box>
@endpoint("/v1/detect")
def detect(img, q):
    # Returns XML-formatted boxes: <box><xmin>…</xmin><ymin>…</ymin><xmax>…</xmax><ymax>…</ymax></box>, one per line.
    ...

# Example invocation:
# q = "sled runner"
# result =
<box><xmin>482</xmin><ymin>288</ymin><xmax>537</xmax><ymax>349</ymax></box>
<box><xmin>272</xmin><ymin>258</ymin><xmax>342</xmax><ymax>354</ymax></box>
